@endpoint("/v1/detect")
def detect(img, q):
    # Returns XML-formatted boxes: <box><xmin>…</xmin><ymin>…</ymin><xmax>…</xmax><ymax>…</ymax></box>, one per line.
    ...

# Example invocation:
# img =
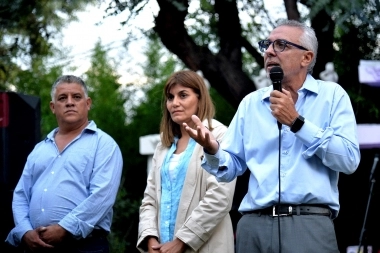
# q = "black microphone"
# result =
<box><xmin>269</xmin><ymin>66</ymin><xmax>284</xmax><ymax>130</ymax></box>
<box><xmin>369</xmin><ymin>154</ymin><xmax>379</xmax><ymax>181</ymax></box>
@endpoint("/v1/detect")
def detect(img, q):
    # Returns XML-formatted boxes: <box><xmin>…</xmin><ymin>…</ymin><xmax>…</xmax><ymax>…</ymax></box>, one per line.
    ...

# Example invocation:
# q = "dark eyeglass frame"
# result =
<box><xmin>258</xmin><ymin>39</ymin><xmax>309</xmax><ymax>53</ymax></box>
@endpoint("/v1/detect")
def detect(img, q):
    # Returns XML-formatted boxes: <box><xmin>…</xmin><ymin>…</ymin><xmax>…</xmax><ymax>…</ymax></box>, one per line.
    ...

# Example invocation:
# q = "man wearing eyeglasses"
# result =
<box><xmin>184</xmin><ymin>19</ymin><xmax>360</xmax><ymax>253</ymax></box>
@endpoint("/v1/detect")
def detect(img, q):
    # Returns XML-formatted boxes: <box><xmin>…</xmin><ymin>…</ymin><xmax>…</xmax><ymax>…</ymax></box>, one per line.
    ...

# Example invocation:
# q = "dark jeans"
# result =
<box><xmin>24</xmin><ymin>233</ymin><xmax>109</xmax><ymax>253</ymax></box>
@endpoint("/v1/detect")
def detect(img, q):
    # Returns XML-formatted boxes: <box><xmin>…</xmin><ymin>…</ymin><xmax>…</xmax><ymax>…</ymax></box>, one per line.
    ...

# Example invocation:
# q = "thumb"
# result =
<box><xmin>151</xmin><ymin>244</ymin><xmax>162</xmax><ymax>250</ymax></box>
<box><xmin>191</xmin><ymin>114</ymin><xmax>202</xmax><ymax>125</ymax></box>
<box><xmin>37</xmin><ymin>226</ymin><xmax>47</xmax><ymax>233</ymax></box>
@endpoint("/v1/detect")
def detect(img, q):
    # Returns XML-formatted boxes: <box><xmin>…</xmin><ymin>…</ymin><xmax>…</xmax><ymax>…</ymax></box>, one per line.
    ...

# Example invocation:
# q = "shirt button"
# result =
<box><xmin>41</xmin><ymin>209</ymin><xmax>44</xmax><ymax>212</ymax></box>
<box><xmin>44</xmin><ymin>189</ymin><xmax>47</xmax><ymax>192</ymax></box>
<box><xmin>51</xmin><ymin>171</ymin><xmax>54</xmax><ymax>174</ymax></box>
<box><xmin>167</xmin><ymin>205</ymin><xmax>170</xmax><ymax>209</ymax></box>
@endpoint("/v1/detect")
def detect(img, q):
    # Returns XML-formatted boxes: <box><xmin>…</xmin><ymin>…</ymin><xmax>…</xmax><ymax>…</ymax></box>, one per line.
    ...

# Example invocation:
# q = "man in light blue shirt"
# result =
<box><xmin>5</xmin><ymin>75</ymin><xmax>123</xmax><ymax>253</ymax></box>
<box><xmin>184</xmin><ymin>20</ymin><xmax>360</xmax><ymax>253</ymax></box>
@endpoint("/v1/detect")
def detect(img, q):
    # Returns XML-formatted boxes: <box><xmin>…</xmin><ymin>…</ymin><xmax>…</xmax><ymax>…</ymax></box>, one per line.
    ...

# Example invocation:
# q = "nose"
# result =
<box><xmin>172</xmin><ymin>96</ymin><xmax>180</xmax><ymax>106</ymax></box>
<box><xmin>265</xmin><ymin>45</ymin><xmax>276</xmax><ymax>56</ymax></box>
<box><xmin>66</xmin><ymin>96</ymin><xmax>75</xmax><ymax>106</ymax></box>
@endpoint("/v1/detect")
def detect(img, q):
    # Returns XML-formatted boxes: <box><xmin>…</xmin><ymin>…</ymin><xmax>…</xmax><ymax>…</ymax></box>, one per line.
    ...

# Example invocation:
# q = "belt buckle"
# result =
<box><xmin>272</xmin><ymin>206</ymin><xmax>293</xmax><ymax>217</ymax></box>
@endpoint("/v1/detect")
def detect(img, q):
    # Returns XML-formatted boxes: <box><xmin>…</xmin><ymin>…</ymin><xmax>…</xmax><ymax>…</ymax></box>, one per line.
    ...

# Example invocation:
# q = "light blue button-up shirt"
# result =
<box><xmin>202</xmin><ymin>75</ymin><xmax>360</xmax><ymax>218</ymax></box>
<box><xmin>6</xmin><ymin>120</ymin><xmax>123</xmax><ymax>246</ymax></box>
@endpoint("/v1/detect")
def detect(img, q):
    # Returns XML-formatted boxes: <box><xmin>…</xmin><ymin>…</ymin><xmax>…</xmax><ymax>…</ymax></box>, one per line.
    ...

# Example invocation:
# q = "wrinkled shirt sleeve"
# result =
<box><xmin>6</xmin><ymin>157</ymin><xmax>35</xmax><ymax>246</ymax></box>
<box><xmin>297</xmin><ymin>87</ymin><xmax>360</xmax><ymax>174</ymax></box>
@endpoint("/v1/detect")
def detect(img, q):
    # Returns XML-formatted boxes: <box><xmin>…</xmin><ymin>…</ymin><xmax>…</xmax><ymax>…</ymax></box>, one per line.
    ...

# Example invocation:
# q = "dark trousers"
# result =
<box><xmin>24</xmin><ymin>233</ymin><xmax>109</xmax><ymax>253</ymax></box>
<box><xmin>236</xmin><ymin>213</ymin><xmax>339</xmax><ymax>253</ymax></box>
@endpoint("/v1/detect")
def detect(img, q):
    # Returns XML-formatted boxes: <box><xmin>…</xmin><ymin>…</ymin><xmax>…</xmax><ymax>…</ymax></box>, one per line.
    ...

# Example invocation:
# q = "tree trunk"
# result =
<box><xmin>154</xmin><ymin>0</ymin><xmax>255</xmax><ymax>108</ymax></box>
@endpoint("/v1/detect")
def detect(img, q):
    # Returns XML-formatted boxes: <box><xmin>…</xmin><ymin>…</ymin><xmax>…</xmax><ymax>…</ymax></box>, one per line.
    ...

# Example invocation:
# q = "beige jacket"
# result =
<box><xmin>137</xmin><ymin>119</ymin><xmax>236</xmax><ymax>253</ymax></box>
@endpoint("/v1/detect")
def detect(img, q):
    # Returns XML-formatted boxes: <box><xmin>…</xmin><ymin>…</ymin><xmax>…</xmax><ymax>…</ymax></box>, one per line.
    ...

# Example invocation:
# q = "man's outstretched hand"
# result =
<box><xmin>183</xmin><ymin>115</ymin><xmax>219</xmax><ymax>155</ymax></box>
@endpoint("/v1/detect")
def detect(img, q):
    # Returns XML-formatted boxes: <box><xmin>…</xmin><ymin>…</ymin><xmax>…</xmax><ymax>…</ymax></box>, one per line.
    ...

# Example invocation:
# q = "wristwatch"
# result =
<box><xmin>290</xmin><ymin>115</ymin><xmax>305</xmax><ymax>133</ymax></box>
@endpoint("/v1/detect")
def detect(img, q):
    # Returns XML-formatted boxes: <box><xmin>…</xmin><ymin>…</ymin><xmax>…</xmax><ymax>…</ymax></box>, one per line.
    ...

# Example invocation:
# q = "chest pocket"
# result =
<box><xmin>64</xmin><ymin>149</ymin><xmax>94</xmax><ymax>175</ymax></box>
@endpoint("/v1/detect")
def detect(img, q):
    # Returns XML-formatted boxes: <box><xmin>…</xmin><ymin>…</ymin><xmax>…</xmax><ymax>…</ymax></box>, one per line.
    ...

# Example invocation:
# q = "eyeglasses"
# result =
<box><xmin>258</xmin><ymin>39</ymin><xmax>309</xmax><ymax>53</ymax></box>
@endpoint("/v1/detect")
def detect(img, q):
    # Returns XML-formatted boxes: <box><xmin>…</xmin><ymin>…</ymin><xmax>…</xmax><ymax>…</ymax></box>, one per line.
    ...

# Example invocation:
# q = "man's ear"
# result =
<box><xmin>301</xmin><ymin>51</ymin><xmax>314</xmax><ymax>67</ymax></box>
<box><xmin>86</xmin><ymin>97</ymin><xmax>92</xmax><ymax>110</ymax></box>
<box><xmin>49</xmin><ymin>101</ymin><xmax>55</xmax><ymax>114</ymax></box>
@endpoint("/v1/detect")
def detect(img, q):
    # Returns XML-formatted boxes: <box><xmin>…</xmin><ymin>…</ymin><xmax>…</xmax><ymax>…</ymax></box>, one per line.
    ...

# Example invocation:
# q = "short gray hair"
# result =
<box><xmin>51</xmin><ymin>75</ymin><xmax>88</xmax><ymax>101</ymax></box>
<box><xmin>276</xmin><ymin>19</ymin><xmax>318</xmax><ymax>74</ymax></box>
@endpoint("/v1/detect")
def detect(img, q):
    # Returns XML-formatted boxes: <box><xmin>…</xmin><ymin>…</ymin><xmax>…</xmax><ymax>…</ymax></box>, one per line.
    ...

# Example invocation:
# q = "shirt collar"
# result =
<box><xmin>261</xmin><ymin>74</ymin><xmax>319</xmax><ymax>101</ymax></box>
<box><xmin>45</xmin><ymin>120</ymin><xmax>96</xmax><ymax>141</ymax></box>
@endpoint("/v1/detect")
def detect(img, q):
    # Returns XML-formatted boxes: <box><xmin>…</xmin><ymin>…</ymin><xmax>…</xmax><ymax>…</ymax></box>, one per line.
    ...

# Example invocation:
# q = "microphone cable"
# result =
<box><xmin>270</xmin><ymin>66</ymin><xmax>284</xmax><ymax>253</ymax></box>
<box><xmin>276</xmin><ymin>123</ymin><xmax>282</xmax><ymax>253</ymax></box>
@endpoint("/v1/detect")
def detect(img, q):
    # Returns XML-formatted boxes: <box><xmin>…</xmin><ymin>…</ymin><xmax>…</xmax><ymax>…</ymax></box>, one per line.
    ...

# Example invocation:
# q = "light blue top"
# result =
<box><xmin>160</xmin><ymin>137</ymin><xmax>196</xmax><ymax>243</ymax></box>
<box><xmin>202</xmin><ymin>75</ymin><xmax>360</xmax><ymax>218</ymax></box>
<box><xmin>6</xmin><ymin>120</ymin><xmax>123</xmax><ymax>246</ymax></box>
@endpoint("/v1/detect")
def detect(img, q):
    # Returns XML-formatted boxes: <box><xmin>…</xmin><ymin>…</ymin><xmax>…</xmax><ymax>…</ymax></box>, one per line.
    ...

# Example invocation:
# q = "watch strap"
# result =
<box><xmin>290</xmin><ymin>115</ymin><xmax>305</xmax><ymax>133</ymax></box>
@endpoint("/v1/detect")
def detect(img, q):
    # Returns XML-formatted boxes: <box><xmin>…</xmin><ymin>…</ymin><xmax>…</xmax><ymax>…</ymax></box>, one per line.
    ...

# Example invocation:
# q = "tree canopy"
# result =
<box><xmin>0</xmin><ymin>0</ymin><xmax>94</xmax><ymax>90</ymax></box>
<box><xmin>106</xmin><ymin>0</ymin><xmax>380</xmax><ymax>123</ymax></box>
<box><xmin>1</xmin><ymin>1</ymin><xmax>380</xmax><ymax>252</ymax></box>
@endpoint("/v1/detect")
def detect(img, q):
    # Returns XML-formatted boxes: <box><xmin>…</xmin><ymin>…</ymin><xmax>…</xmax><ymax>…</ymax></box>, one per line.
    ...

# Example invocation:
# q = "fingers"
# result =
<box><xmin>147</xmin><ymin>237</ymin><xmax>160</xmax><ymax>252</ymax></box>
<box><xmin>281</xmin><ymin>88</ymin><xmax>292</xmax><ymax>99</ymax></box>
<box><xmin>183</xmin><ymin>123</ymin><xmax>198</xmax><ymax>138</ymax></box>
<box><xmin>197</xmin><ymin>125</ymin><xmax>211</xmax><ymax>143</ymax></box>
<box><xmin>23</xmin><ymin>230</ymin><xmax>54</xmax><ymax>251</ymax></box>
<box><xmin>191</xmin><ymin>114</ymin><xmax>202</xmax><ymax>124</ymax></box>
<box><xmin>36</xmin><ymin>226</ymin><xmax>47</xmax><ymax>233</ymax></box>
<box><xmin>270</xmin><ymin>88</ymin><xmax>298</xmax><ymax>125</ymax></box>
<box><xmin>183</xmin><ymin>120</ymin><xmax>208</xmax><ymax>143</ymax></box>
<box><xmin>183</xmin><ymin>115</ymin><xmax>206</xmax><ymax>141</ymax></box>
<box><xmin>183</xmin><ymin>115</ymin><xmax>219</xmax><ymax>154</ymax></box>
<box><xmin>270</xmin><ymin>89</ymin><xmax>282</xmax><ymax>97</ymax></box>
<box><xmin>39</xmin><ymin>240</ymin><xmax>54</xmax><ymax>249</ymax></box>
<box><xmin>40</xmin><ymin>224</ymin><xmax>67</xmax><ymax>244</ymax></box>
<box><xmin>151</xmin><ymin>243</ymin><xmax>162</xmax><ymax>250</ymax></box>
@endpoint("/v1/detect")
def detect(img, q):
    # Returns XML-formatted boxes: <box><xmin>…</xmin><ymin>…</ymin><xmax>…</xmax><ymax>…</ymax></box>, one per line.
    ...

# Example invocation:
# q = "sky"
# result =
<box><xmin>60</xmin><ymin>1</ymin><xmax>159</xmax><ymax>84</ymax></box>
<box><xmin>59</xmin><ymin>0</ymin><xmax>288</xmax><ymax>85</ymax></box>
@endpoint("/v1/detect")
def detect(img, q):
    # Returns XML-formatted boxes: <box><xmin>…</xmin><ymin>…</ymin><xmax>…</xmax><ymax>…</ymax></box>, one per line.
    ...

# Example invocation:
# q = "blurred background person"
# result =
<box><xmin>319</xmin><ymin>62</ymin><xmax>339</xmax><ymax>82</ymax></box>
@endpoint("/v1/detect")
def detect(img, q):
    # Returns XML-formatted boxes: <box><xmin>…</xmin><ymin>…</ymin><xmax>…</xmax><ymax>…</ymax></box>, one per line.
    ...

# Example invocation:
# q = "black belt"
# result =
<box><xmin>244</xmin><ymin>204</ymin><xmax>331</xmax><ymax>217</ymax></box>
<box><xmin>86</xmin><ymin>228</ymin><xmax>109</xmax><ymax>238</ymax></box>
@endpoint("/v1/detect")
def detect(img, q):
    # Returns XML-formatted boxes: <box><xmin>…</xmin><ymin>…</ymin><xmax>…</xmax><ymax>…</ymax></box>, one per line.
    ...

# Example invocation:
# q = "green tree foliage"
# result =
<box><xmin>111</xmin><ymin>32</ymin><xmax>235</xmax><ymax>252</ymax></box>
<box><xmin>3</xmin><ymin>54</ymin><xmax>66</xmax><ymax>137</ymax></box>
<box><xmin>113</xmin><ymin>34</ymin><xmax>179</xmax><ymax>252</ymax></box>
<box><xmin>82</xmin><ymin>41</ymin><xmax>143</xmax><ymax>253</ymax></box>
<box><xmin>84</xmin><ymin>40</ymin><xmax>128</xmax><ymax>145</ymax></box>
<box><xmin>20</xmin><ymin>68</ymin><xmax>63</xmax><ymax>136</ymax></box>
<box><xmin>0</xmin><ymin>0</ymin><xmax>95</xmax><ymax>90</ymax></box>
<box><xmin>106</xmin><ymin>0</ymin><xmax>380</xmax><ymax>123</ymax></box>
<box><xmin>301</xmin><ymin>0</ymin><xmax>380</xmax><ymax>122</ymax></box>
<box><xmin>4</xmin><ymin>38</ymin><xmax>142</xmax><ymax>252</ymax></box>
